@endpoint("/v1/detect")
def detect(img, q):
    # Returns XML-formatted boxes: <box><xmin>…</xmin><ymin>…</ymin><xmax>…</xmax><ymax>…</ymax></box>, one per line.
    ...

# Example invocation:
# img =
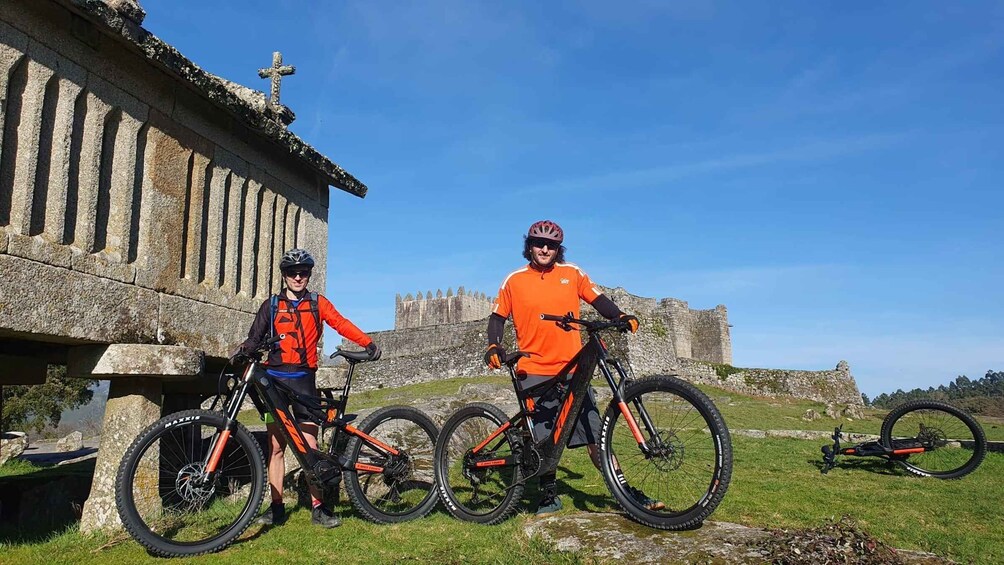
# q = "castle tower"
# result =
<box><xmin>394</xmin><ymin>287</ymin><xmax>494</xmax><ymax>329</ymax></box>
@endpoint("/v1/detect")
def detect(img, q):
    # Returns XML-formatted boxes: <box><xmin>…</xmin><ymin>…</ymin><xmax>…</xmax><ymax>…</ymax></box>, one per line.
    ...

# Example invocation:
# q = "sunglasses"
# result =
<box><xmin>528</xmin><ymin>238</ymin><xmax>560</xmax><ymax>250</ymax></box>
<box><xmin>284</xmin><ymin>269</ymin><xmax>312</xmax><ymax>279</ymax></box>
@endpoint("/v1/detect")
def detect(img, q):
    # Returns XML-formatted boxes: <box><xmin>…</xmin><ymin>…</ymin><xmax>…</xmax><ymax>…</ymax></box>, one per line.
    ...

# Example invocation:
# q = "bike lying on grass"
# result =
<box><xmin>115</xmin><ymin>334</ymin><xmax>439</xmax><ymax>557</ymax></box>
<box><xmin>821</xmin><ymin>399</ymin><xmax>987</xmax><ymax>479</ymax></box>
<box><xmin>434</xmin><ymin>313</ymin><xmax>733</xmax><ymax>530</ymax></box>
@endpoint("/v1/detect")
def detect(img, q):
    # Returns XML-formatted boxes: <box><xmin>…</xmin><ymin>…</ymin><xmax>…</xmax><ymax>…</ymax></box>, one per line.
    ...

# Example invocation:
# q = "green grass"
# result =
<box><xmin>0</xmin><ymin>458</ymin><xmax>42</xmax><ymax>478</ymax></box>
<box><xmin>3</xmin><ymin>377</ymin><xmax>1002</xmax><ymax>564</ymax></box>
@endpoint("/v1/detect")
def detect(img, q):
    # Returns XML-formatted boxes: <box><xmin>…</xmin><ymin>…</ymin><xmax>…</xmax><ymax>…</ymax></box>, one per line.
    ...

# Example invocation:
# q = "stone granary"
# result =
<box><xmin>0</xmin><ymin>0</ymin><xmax>368</xmax><ymax>531</ymax></box>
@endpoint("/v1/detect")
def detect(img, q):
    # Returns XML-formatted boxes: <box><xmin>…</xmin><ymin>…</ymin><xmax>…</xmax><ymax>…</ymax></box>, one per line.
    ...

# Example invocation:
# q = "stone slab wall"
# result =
<box><xmin>0</xmin><ymin>0</ymin><xmax>344</xmax><ymax>359</ymax></box>
<box><xmin>674</xmin><ymin>358</ymin><xmax>863</xmax><ymax>405</ymax></box>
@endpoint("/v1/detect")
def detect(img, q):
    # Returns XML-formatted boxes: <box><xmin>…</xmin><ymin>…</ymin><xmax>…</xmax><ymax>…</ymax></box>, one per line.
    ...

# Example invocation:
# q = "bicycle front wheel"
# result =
<box><xmin>434</xmin><ymin>403</ymin><xmax>524</xmax><ymax>524</ymax></box>
<box><xmin>115</xmin><ymin>409</ymin><xmax>266</xmax><ymax>557</ymax></box>
<box><xmin>600</xmin><ymin>376</ymin><xmax>732</xmax><ymax>530</ymax></box>
<box><xmin>343</xmin><ymin>405</ymin><xmax>440</xmax><ymax>522</ymax></box>
<box><xmin>880</xmin><ymin>400</ymin><xmax>987</xmax><ymax>479</ymax></box>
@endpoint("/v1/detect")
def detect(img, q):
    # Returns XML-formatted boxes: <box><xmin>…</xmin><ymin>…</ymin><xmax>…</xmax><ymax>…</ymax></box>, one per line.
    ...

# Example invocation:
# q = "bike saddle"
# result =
<box><xmin>331</xmin><ymin>348</ymin><xmax>370</xmax><ymax>362</ymax></box>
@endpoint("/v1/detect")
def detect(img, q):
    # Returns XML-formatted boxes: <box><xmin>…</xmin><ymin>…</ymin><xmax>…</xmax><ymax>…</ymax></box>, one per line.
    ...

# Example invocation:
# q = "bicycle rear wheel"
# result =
<box><xmin>599</xmin><ymin>376</ymin><xmax>732</xmax><ymax>530</ymax></box>
<box><xmin>434</xmin><ymin>403</ymin><xmax>524</xmax><ymax>524</ymax></box>
<box><xmin>343</xmin><ymin>406</ymin><xmax>439</xmax><ymax>522</ymax></box>
<box><xmin>880</xmin><ymin>400</ymin><xmax>987</xmax><ymax>479</ymax></box>
<box><xmin>115</xmin><ymin>410</ymin><xmax>266</xmax><ymax>557</ymax></box>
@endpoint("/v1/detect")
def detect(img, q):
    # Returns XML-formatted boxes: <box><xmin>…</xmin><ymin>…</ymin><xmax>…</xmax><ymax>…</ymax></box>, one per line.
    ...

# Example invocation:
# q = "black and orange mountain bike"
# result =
<box><xmin>821</xmin><ymin>399</ymin><xmax>987</xmax><ymax>479</ymax></box>
<box><xmin>433</xmin><ymin>313</ymin><xmax>733</xmax><ymax>529</ymax></box>
<box><xmin>115</xmin><ymin>334</ymin><xmax>439</xmax><ymax>557</ymax></box>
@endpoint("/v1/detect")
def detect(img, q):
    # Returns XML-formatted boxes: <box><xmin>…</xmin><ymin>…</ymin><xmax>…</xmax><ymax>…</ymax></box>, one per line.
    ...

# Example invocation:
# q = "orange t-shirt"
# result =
<box><xmin>492</xmin><ymin>263</ymin><xmax>602</xmax><ymax>376</ymax></box>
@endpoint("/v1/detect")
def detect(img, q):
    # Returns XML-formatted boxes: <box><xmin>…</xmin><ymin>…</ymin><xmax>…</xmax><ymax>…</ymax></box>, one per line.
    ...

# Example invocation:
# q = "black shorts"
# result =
<box><xmin>268</xmin><ymin>370</ymin><xmax>319</xmax><ymax>422</ymax></box>
<box><xmin>518</xmin><ymin>374</ymin><xmax>602</xmax><ymax>448</ymax></box>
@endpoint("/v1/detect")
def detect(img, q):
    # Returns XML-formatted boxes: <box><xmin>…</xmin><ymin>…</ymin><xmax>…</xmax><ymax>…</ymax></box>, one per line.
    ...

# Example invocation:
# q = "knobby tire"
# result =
<box><xmin>434</xmin><ymin>402</ymin><xmax>524</xmax><ymax>524</ymax></box>
<box><xmin>115</xmin><ymin>409</ymin><xmax>266</xmax><ymax>557</ymax></box>
<box><xmin>599</xmin><ymin>375</ymin><xmax>732</xmax><ymax>530</ymax></box>
<box><xmin>879</xmin><ymin>399</ymin><xmax>986</xmax><ymax>479</ymax></box>
<box><xmin>343</xmin><ymin>405</ymin><xmax>440</xmax><ymax>522</ymax></box>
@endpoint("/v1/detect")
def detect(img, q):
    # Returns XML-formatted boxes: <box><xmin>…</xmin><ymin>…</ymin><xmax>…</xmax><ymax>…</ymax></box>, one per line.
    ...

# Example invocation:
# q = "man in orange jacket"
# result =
<box><xmin>484</xmin><ymin>220</ymin><xmax>661</xmax><ymax>515</ymax></box>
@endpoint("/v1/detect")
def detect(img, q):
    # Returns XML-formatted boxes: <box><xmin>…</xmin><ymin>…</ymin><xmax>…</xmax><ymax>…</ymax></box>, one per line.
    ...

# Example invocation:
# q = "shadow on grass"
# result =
<box><xmin>0</xmin><ymin>459</ymin><xmax>95</xmax><ymax>546</ymax></box>
<box><xmin>809</xmin><ymin>457</ymin><xmax>907</xmax><ymax>477</ymax></box>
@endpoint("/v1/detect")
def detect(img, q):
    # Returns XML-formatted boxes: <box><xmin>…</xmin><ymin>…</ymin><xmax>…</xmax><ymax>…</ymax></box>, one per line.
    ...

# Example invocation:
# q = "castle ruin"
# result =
<box><xmin>395</xmin><ymin>286</ymin><xmax>494</xmax><ymax>329</ymax></box>
<box><xmin>344</xmin><ymin>285</ymin><xmax>861</xmax><ymax>407</ymax></box>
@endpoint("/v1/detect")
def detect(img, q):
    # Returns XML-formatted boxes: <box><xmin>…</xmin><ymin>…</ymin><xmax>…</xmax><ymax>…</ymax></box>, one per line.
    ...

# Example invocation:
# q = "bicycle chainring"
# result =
<box><xmin>519</xmin><ymin>443</ymin><xmax>541</xmax><ymax>478</ymax></box>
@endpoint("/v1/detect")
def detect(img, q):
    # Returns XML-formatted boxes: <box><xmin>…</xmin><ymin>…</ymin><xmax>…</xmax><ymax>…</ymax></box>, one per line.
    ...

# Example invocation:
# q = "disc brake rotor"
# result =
<box><xmin>649</xmin><ymin>430</ymin><xmax>684</xmax><ymax>471</ymax></box>
<box><xmin>175</xmin><ymin>463</ymin><xmax>215</xmax><ymax>504</ymax></box>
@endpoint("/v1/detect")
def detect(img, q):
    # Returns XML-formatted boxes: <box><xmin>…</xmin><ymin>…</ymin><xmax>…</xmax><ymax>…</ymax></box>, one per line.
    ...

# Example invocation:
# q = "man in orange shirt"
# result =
<box><xmin>484</xmin><ymin>220</ymin><xmax>661</xmax><ymax>515</ymax></box>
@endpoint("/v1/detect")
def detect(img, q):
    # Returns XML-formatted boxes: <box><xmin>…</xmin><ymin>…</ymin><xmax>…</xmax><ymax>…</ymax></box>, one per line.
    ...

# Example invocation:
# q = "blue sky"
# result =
<box><xmin>143</xmin><ymin>1</ymin><xmax>1003</xmax><ymax>397</ymax></box>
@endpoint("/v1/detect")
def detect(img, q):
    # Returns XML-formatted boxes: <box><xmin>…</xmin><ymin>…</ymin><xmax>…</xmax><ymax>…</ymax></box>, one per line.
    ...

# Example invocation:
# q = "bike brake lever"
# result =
<box><xmin>557</xmin><ymin>311</ymin><xmax>575</xmax><ymax>332</ymax></box>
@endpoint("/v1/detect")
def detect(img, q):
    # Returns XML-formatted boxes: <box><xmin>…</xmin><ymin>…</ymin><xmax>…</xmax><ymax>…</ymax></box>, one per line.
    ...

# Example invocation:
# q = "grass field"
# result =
<box><xmin>2</xmin><ymin>377</ymin><xmax>1001</xmax><ymax>564</ymax></box>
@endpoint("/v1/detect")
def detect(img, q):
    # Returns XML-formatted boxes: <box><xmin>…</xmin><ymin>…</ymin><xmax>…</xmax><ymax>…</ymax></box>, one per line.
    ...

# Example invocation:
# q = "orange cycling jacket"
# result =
<box><xmin>492</xmin><ymin>263</ymin><xmax>602</xmax><ymax>376</ymax></box>
<box><xmin>243</xmin><ymin>292</ymin><xmax>372</xmax><ymax>372</ymax></box>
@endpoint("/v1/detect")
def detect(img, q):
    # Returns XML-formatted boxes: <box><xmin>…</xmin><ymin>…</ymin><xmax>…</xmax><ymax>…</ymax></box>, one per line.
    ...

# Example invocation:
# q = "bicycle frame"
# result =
<box><xmin>821</xmin><ymin>425</ymin><xmax>930</xmax><ymax>474</ymax></box>
<box><xmin>468</xmin><ymin>316</ymin><xmax>652</xmax><ymax>480</ymax></box>
<box><xmin>199</xmin><ymin>345</ymin><xmax>399</xmax><ymax>490</ymax></box>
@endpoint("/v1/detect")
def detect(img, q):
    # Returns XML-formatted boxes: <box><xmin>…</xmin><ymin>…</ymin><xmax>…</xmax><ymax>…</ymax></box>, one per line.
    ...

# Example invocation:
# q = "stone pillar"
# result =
<box><xmin>67</xmin><ymin>343</ymin><xmax>203</xmax><ymax>533</ymax></box>
<box><xmin>79</xmin><ymin>376</ymin><xmax>160</xmax><ymax>533</ymax></box>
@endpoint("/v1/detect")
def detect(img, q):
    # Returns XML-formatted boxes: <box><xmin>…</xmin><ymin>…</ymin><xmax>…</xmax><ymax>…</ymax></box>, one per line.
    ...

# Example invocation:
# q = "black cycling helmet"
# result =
<box><xmin>279</xmin><ymin>248</ymin><xmax>315</xmax><ymax>272</ymax></box>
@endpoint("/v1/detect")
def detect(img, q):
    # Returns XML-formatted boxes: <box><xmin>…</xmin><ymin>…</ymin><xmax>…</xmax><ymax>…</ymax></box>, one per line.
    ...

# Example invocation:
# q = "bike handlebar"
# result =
<box><xmin>540</xmin><ymin>313</ymin><xmax>630</xmax><ymax>333</ymax></box>
<box><xmin>231</xmin><ymin>334</ymin><xmax>285</xmax><ymax>366</ymax></box>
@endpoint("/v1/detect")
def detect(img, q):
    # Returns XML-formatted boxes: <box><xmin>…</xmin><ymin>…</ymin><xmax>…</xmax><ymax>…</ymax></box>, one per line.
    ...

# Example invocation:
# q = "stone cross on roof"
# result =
<box><xmin>258</xmin><ymin>51</ymin><xmax>295</xmax><ymax>107</ymax></box>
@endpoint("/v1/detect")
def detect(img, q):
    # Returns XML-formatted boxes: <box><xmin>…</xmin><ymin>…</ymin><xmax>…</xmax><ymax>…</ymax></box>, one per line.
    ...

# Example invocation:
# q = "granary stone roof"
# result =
<box><xmin>63</xmin><ymin>0</ymin><xmax>368</xmax><ymax>197</ymax></box>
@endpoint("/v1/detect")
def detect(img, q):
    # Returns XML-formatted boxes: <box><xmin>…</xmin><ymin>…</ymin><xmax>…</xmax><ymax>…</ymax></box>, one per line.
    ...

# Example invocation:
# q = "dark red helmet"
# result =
<box><xmin>528</xmin><ymin>220</ymin><xmax>563</xmax><ymax>243</ymax></box>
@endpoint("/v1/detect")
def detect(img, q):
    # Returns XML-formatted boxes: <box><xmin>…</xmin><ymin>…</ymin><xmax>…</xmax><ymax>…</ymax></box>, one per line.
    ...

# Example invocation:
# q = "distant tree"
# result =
<box><xmin>1</xmin><ymin>365</ymin><xmax>96</xmax><ymax>434</ymax></box>
<box><xmin>871</xmin><ymin>370</ymin><xmax>1003</xmax><ymax>410</ymax></box>
<box><xmin>861</xmin><ymin>393</ymin><xmax>870</xmax><ymax>406</ymax></box>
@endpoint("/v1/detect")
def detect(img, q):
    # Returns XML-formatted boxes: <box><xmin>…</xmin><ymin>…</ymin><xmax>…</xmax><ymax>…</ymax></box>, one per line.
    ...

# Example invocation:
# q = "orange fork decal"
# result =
<box><xmin>473</xmin><ymin>421</ymin><xmax>511</xmax><ymax>454</ymax></box>
<box><xmin>346</xmin><ymin>425</ymin><xmax>401</xmax><ymax>456</ymax></box>
<box><xmin>892</xmin><ymin>447</ymin><xmax>926</xmax><ymax>455</ymax></box>
<box><xmin>617</xmin><ymin>401</ymin><xmax>646</xmax><ymax>444</ymax></box>
<box><xmin>275</xmin><ymin>410</ymin><xmax>308</xmax><ymax>453</ymax></box>
<box><xmin>205</xmin><ymin>430</ymin><xmax>231</xmax><ymax>473</ymax></box>
<box><xmin>553</xmin><ymin>392</ymin><xmax>575</xmax><ymax>444</ymax></box>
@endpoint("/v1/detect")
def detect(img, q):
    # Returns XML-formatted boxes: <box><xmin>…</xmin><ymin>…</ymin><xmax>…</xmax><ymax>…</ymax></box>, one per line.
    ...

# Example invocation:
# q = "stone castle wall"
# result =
<box><xmin>344</xmin><ymin>286</ymin><xmax>860</xmax><ymax>404</ymax></box>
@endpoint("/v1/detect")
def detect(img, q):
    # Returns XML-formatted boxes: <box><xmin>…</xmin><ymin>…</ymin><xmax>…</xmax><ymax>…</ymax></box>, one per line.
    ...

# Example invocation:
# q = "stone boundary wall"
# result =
<box><xmin>674</xmin><ymin>358</ymin><xmax>863</xmax><ymax>406</ymax></box>
<box><xmin>394</xmin><ymin>286</ymin><xmax>494</xmax><ymax>329</ymax></box>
